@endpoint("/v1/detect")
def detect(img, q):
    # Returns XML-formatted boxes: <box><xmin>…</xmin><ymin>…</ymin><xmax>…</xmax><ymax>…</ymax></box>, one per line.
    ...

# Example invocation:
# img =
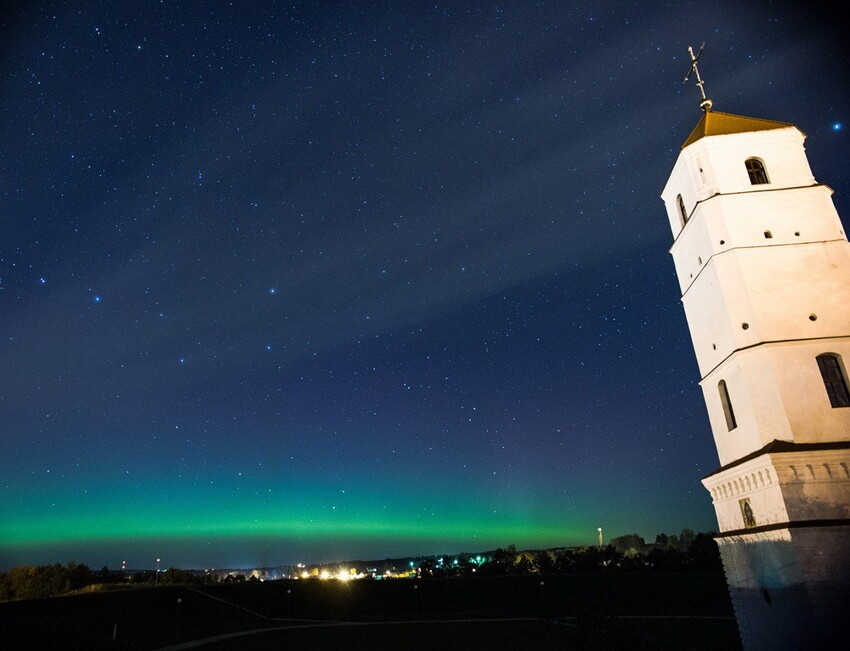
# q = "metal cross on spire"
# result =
<box><xmin>684</xmin><ymin>44</ymin><xmax>713</xmax><ymax>112</ymax></box>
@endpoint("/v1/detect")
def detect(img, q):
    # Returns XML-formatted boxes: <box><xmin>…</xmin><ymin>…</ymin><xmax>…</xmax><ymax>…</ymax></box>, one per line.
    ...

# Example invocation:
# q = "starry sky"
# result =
<box><xmin>1</xmin><ymin>1</ymin><xmax>847</xmax><ymax>570</ymax></box>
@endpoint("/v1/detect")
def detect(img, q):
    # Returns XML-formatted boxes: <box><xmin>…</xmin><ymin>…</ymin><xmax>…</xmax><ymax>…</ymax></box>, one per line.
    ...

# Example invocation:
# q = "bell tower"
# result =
<box><xmin>661</xmin><ymin>48</ymin><xmax>850</xmax><ymax>649</ymax></box>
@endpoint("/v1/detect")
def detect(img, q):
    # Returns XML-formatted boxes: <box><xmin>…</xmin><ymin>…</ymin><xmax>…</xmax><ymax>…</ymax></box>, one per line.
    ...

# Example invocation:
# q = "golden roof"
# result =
<box><xmin>682</xmin><ymin>111</ymin><xmax>799</xmax><ymax>149</ymax></box>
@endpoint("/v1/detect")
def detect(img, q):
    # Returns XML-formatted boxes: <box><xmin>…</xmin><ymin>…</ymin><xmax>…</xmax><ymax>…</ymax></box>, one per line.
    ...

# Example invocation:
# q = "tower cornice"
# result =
<box><xmin>702</xmin><ymin>439</ymin><xmax>850</xmax><ymax>479</ymax></box>
<box><xmin>667</xmin><ymin>183</ymin><xmax>833</xmax><ymax>253</ymax></box>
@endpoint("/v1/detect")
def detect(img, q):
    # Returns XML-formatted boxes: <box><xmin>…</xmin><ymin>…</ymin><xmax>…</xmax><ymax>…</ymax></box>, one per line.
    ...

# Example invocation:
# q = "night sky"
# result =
<box><xmin>1</xmin><ymin>1</ymin><xmax>847</xmax><ymax>570</ymax></box>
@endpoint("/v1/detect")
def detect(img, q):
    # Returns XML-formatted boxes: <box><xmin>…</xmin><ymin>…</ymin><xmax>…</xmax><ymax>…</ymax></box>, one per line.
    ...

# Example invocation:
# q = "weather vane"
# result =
<box><xmin>684</xmin><ymin>44</ymin><xmax>713</xmax><ymax>112</ymax></box>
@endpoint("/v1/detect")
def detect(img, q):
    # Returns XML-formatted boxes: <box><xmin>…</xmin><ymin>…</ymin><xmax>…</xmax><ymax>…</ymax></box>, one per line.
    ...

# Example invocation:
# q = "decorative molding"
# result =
<box><xmin>703</xmin><ymin>440</ymin><xmax>850</xmax><ymax>479</ymax></box>
<box><xmin>714</xmin><ymin>518</ymin><xmax>850</xmax><ymax>539</ymax></box>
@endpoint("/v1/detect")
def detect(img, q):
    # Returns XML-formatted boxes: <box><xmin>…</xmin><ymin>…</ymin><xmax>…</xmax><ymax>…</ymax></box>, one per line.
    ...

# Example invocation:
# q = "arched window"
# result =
<box><xmin>677</xmin><ymin>194</ymin><xmax>688</xmax><ymax>227</ymax></box>
<box><xmin>816</xmin><ymin>354</ymin><xmax>850</xmax><ymax>408</ymax></box>
<box><xmin>718</xmin><ymin>380</ymin><xmax>737</xmax><ymax>430</ymax></box>
<box><xmin>745</xmin><ymin>158</ymin><xmax>769</xmax><ymax>185</ymax></box>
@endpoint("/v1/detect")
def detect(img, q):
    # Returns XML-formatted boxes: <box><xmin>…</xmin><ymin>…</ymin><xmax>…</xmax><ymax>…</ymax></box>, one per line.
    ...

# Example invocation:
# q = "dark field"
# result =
<box><xmin>0</xmin><ymin>573</ymin><xmax>740</xmax><ymax>649</ymax></box>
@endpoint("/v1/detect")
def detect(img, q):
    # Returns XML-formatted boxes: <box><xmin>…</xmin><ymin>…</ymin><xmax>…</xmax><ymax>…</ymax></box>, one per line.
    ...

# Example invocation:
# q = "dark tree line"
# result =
<box><xmin>417</xmin><ymin>532</ymin><xmax>721</xmax><ymax>578</ymax></box>
<box><xmin>1</xmin><ymin>531</ymin><xmax>722</xmax><ymax>601</ymax></box>
<box><xmin>609</xmin><ymin>528</ymin><xmax>698</xmax><ymax>556</ymax></box>
<box><xmin>0</xmin><ymin>563</ymin><xmax>105</xmax><ymax>601</ymax></box>
<box><xmin>0</xmin><ymin>563</ymin><xmax>213</xmax><ymax>602</ymax></box>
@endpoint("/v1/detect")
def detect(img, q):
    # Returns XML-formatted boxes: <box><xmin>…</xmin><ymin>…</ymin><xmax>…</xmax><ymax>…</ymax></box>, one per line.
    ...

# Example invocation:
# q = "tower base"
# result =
<box><xmin>717</xmin><ymin>523</ymin><xmax>850</xmax><ymax>649</ymax></box>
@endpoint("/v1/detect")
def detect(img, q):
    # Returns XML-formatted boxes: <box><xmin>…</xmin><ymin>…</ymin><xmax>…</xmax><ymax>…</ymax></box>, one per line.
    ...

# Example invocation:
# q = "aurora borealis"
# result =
<box><xmin>1</xmin><ymin>2</ymin><xmax>847</xmax><ymax>569</ymax></box>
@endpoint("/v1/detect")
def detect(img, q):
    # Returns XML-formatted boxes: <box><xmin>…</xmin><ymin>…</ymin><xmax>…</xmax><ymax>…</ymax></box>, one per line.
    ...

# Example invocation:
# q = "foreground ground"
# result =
<box><xmin>0</xmin><ymin>573</ymin><xmax>740</xmax><ymax>649</ymax></box>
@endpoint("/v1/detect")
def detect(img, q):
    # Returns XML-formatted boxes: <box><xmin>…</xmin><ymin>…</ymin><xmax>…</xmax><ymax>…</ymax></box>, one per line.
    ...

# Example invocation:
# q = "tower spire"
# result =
<box><xmin>684</xmin><ymin>44</ymin><xmax>713</xmax><ymax>112</ymax></box>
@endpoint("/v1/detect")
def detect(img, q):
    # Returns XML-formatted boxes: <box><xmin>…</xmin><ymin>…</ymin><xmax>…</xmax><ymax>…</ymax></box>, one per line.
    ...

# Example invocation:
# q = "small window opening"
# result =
<box><xmin>698</xmin><ymin>256</ymin><xmax>702</xmax><ymax>265</ymax></box>
<box><xmin>764</xmin><ymin>231</ymin><xmax>772</xmax><ymax>239</ymax></box>
<box><xmin>794</xmin><ymin>232</ymin><xmax>800</xmax><ymax>237</ymax></box>
<box><xmin>720</xmin><ymin>240</ymin><xmax>725</xmax><ymax>245</ymax></box>
<box><xmin>761</xmin><ymin>587</ymin><xmax>772</xmax><ymax>605</ymax></box>
<box><xmin>817</xmin><ymin>354</ymin><xmax>850</xmax><ymax>408</ymax></box>
<box><xmin>746</xmin><ymin>158</ymin><xmax>769</xmax><ymax>185</ymax></box>
<box><xmin>741</xmin><ymin>323</ymin><xmax>749</xmax><ymax>330</ymax></box>
<box><xmin>719</xmin><ymin>380</ymin><xmax>738</xmax><ymax>430</ymax></box>
<box><xmin>809</xmin><ymin>314</ymin><xmax>817</xmax><ymax>321</ymax></box>
<box><xmin>677</xmin><ymin>194</ymin><xmax>688</xmax><ymax>227</ymax></box>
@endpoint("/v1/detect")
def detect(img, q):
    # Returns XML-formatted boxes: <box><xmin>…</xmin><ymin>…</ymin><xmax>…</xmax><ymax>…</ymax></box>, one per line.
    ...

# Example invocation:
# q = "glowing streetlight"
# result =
<box><xmin>155</xmin><ymin>558</ymin><xmax>161</xmax><ymax>586</ymax></box>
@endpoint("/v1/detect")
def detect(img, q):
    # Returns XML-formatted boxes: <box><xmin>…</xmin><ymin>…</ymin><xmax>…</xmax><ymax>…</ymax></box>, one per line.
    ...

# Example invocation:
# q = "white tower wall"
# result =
<box><xmin>702</xmin><ymin>341</ymin><xmax>850</xmax><ymax>465</ymax></box>
<box><xmin>662</xmin><ymin>110</ymin><xmax>850</xmax><ymax>649</ymax></box>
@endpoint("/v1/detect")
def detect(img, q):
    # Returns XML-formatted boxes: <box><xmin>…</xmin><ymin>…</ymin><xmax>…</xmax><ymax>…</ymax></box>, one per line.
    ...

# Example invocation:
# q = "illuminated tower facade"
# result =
<box><xmin>661</xmin><ymin>101</ymin><xmax>850</xmax><ymax>647</ymax></box>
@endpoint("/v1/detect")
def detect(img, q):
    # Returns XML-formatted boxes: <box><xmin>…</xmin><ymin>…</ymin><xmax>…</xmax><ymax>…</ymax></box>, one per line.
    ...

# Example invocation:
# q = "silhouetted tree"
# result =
<box><xmin>5</xmin><ymin>565</ymin><xmax>69</xmax><ymax>599</ymax></box>
<box><xmin>554</xmin><ymin>549</ymin><xmax>575</xmax><ymax>573</ymax></box>
<box><xmin>533</xmin><ymin>550</ymin><xmax>555</xmax><ymax>574</ymax></box>
<box><xmin>610</xmin><ymin>534</ymin><xmax>646</xmax><ymax>556</ymax></box>
<box><xmin>646</xmin><ymin>547</ymin><xmax>684</xmax><ymax>571</ymax></box>
<box><xmin>67</xmin><ymin>562</ymin><xmax>95</xmax><ymax>590</ymax></box>
<box><xmin>679</xmin><ymin>528</ymin><xmax>696</xmax><ymax>550</ymax></box>
<box><xmin>488</xmin><ymin>547</ymin><xmax>515</xmax><ymax>575</ymax></box>
<box><xmin>514</xmin><ymin>552</ymin><xmax>535</xmax><ymax>574</ymax></box>
<box><xmin>686</xmin><ymin>533</ymin><xmax>722</xmax><ymax>570</ymax></box>
<box><xmin>0</xmin><ymin>573</ymin><xmax>10</xmax><ymax>601</ymax></box>
<box><xmin>574</xmin><ymin>546</ymin><xmax>601</xmax><ymax>572</ymax></box>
